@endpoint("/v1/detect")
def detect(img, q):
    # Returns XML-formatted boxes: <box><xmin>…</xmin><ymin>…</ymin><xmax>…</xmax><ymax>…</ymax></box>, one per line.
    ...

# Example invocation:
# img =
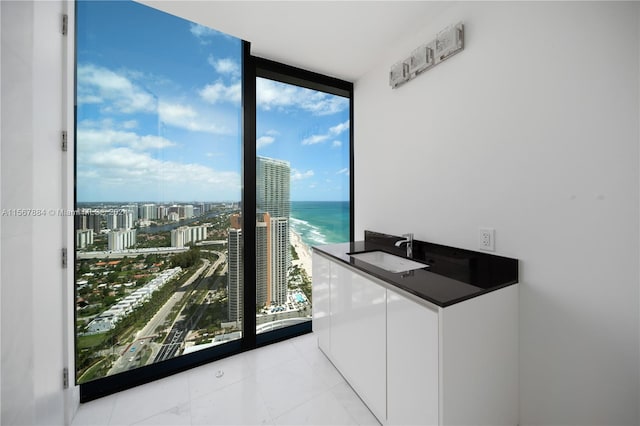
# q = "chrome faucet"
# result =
<box><xmin>394</xmin><ymin>233</ymin><xmax>413</xmax><ymax>257</ymax></box>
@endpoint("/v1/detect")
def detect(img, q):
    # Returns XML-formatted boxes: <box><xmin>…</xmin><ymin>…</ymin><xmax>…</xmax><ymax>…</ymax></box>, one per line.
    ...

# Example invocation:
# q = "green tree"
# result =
<box><xmin>79</xmin><ymin>261</ymin><xmax>90</xmax><ymax>274</ymax></box>
<box><xmin>170</xmin><ymin>247</ymin><xmax>201</xmax><ymax>268</ymax></box>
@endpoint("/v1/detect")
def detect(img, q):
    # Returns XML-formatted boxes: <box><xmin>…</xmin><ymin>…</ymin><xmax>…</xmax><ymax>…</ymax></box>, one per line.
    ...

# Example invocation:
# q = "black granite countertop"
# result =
<box><xmin>313</xmin><ymin>230</ymin><xmax>519</xmax><ymax>307</ymax></box>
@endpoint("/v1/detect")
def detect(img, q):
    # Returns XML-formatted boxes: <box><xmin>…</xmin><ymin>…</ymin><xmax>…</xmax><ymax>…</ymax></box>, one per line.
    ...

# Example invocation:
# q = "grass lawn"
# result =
<box><xmin>77</xmin><ymin>357</ymin><xmax>110</xmax><ymax>384</ymax></box>
<box><xmin>77</xmin><ymin>333</ymin><xmax>109</xmax><ymax>349</ymax></box>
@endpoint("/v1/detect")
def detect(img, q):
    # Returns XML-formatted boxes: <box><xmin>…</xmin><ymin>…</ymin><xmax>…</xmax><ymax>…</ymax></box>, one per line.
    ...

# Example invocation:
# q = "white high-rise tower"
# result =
<box><xmin>257</xmin><ymin>156</ymin><xmax>290</xmax><ymax>306</ymax></box>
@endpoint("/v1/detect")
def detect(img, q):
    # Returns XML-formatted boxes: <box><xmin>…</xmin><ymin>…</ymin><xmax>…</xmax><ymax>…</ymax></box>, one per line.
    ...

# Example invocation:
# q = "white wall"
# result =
<box><xmin>1</xmin><ymin>1</ymin><xmax>74</xmax><ymax>424</ymax></box>
<box><xmin>355</xmin><ymin>2</ymin><xmax>639</xmax><ymax>425</ymax></box>
<box><xmin>0</xmin><ymin>1</ymin><xmax>3</xmax><ymax>421</ymax></box>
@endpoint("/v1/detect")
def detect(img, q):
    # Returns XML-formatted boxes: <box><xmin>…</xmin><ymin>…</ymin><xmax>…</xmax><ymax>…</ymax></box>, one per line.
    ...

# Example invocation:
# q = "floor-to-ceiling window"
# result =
<box><xmin>75</xmin><ymin>0</ymin><xmax>352</xmax><ymax>401</ymax></box>
<box><xmin>253</xmin><ymin>76</ymin><xmax>351</xmax><ymax>336</ymax></box>
<box><xmin>75</xmin><ymin>0</ymin><xmax>243</xmax><ymax>397</ymax></box>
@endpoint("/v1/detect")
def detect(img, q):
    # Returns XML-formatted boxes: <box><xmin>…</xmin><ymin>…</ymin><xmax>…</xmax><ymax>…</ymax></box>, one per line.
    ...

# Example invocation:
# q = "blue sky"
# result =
<box><xmin>76</xmin><ymin>0</ymin><xmax>350</xmax><ymax>203</ymax></box>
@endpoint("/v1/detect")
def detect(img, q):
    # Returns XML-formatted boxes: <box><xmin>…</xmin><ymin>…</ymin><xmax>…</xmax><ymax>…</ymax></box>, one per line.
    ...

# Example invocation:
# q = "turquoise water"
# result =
<box><xmin>290</xmin><ymin>201</ymin><xmax>350</xmax><ymax>248</ymax></box>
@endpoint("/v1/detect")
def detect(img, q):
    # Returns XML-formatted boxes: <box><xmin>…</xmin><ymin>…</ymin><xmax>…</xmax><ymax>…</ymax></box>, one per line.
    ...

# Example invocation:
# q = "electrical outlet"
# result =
<box><xmin>479</xmin><ymin>228</ymin><xmax>495</xmax><ymax>251</ymax></box>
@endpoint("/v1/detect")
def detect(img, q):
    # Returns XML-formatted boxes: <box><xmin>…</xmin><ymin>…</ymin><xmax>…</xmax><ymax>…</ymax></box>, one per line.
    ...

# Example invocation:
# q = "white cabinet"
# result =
<box><xmin>438</xmin><ymin>287</ymin><xmax>519</xmax><ymax>426</ymax></box>
<box><xmin>312</xmin><ymin>251</ymin><xmax>518</xmax><ymax>426</ymax></box>
<box><xmin>387</xmin><ymin>290</ymin><xmax>439</xmax><ymax>426</ymax></box>
<box><xmin>329</xmin><ymin>261</ymin><xmax>387</xmax><ymax>421</ymax></box>
<box><xmin>311</xmin><ymin>252</ymin><xmax>331</xmax><ymax>353</ymax></box>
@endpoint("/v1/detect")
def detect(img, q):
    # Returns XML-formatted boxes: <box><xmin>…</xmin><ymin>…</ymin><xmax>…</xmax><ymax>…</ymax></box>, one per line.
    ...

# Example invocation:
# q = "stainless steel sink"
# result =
<box><xmin>349</xmin><ymin>250</ymin><xmax>428</xmax><ymax>273</ymax></box>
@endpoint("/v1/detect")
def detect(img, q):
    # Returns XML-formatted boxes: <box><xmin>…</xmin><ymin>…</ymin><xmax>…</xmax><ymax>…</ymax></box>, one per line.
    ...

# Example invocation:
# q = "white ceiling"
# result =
<box><xmin>139</xmin><ymin>1</ymin><xmax>452</xmax><ymax>82</ymax></box>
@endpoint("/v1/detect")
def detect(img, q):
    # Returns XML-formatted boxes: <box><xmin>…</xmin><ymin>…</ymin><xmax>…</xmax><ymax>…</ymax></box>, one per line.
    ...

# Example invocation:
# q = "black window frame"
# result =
<box><xmin>245</xmin><ymin>55</ymin><xmax>355</xmax><ymax>349</ymax></box>
<box><xmin>77</xmin><ymin>31</ymin><xmax>354</xmax><ymax>401</ymax></box>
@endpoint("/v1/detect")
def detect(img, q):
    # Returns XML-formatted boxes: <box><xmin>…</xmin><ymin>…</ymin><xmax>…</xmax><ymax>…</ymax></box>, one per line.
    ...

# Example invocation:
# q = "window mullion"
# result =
<box><xmin>241</xmin><ymin>42</ymin><xmax>257</xmax><ymax>349</ymax></box>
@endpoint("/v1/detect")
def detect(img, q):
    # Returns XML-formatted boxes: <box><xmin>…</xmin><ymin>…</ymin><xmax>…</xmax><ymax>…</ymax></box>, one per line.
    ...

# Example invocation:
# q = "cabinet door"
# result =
<box><xmin>330</xmin><ymin>261</ymin><xmax>387</xmax><ymax>422</ymax></box>
<box><xmin>311</xmin><ymin>253</ymin><xmax>331</xmax><ymax>353</ymax></box>
<box><xmin>387</xmin><ymin>289</ymin><xmax>439</xmax><ymax>426</ymax></box>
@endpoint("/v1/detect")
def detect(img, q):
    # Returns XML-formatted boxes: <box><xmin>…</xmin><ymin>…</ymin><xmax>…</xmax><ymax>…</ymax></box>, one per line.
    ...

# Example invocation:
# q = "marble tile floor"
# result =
<box><xmin>72</xmin><ymin>333</ymin><xmax>380</xmax><ymax>426</ymax></box>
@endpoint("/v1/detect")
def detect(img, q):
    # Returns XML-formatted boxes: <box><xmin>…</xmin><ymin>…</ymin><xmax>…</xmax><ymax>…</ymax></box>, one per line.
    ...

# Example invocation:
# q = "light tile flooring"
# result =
<box><xmin>72</xmin><ymin>333</ymin><xmax>380</xmax><ymax>426</ymax></box>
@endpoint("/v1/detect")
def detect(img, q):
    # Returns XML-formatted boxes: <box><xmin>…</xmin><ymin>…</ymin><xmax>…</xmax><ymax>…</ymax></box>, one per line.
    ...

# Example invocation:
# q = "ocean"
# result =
<box><xmin>290</xmin><ymin>201</ymin><xmax>350</xmax><ymax>249</ymax></box>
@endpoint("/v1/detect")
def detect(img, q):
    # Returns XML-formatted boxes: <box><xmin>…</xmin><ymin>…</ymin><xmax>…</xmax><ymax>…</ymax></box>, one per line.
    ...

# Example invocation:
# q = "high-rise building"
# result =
<box><xmin>157</xmin><ymin>205</ymin><xmax>168</xmax><ymax>220</ymax></box>
<box><xmin>74</xmin><ymin>214</ymin><xmax>86</xmax><ymax>231</ymax></box>
<box><xmin>227</xmin><ymin>225</ymin><xmax>243</xmax><ymax>324</ymax></box>
<box><xmin>269</xmin><ymin>216</ymin><xmax>289</xmax><ymax>304</ymax></box>
<box><xmin>76</xmin><ymin>229</ymin><xmax>94</xmax><ymax>249</ymax></box>
<box><xmin>106</xmin><ymin>211</ymin><xmax>133</xmax><ymax>230</ymax></box>
<box><xmin>123</xmin><ymin>204</ymin><xmax>139</xmax><ymax>221</ymax></box>
<box><xmin>230</xmin><ymin>214</ymin><xmax>242</xmax><ymax>229</ymax></box>
<box><xmin>256</xmin><ymin>213</ymin><xmax>270</xmax><ymax>307</ymax></box>
<box><xmin>140</xmin><ymin>204</ymin><xmax>158</xmax><ymax>220</ymax></box>
<box><xmin>181</xmin><ymin>205</ymin><xmax>194</xmax><ymax>219</ymax></box>
<box><xmin>75</xmin><ymin>212</ymin><xmax>101</xmax><ymax>234</ymax></box>
<box><xmin>228</xmin><ymin>213</ymin><xmax>270</xmax><ymax>319</ymax></box>
<box><xmin>228</xmin><ymin>157</ymin><xmax>292</xmax><ymax>322</ymax></box>
<box><xmin>170</xmin><ymin>225</ymin><xmax>208</xmax><ymax>248</ymax></box>
<box><xmin>107</xmin><ymin>229</ymin><xmax>137</xmax><ymax>251</ymax></box>
<box><xmin>257</xmin><ymin>157</ymin><xmax>290</xmax><ymax>218</ymax></box>
<box><xmin>168</xmin><ymin>205</ymin><xmax>179</xmax><ymax>218</ymax></box>
<box><xmin>106</xmin><ymin>213</ymin><xmax>118</xmax><ymax>230</ymax></box>
<box><xmin>117</xmin><ymin>211</ymin><xmax>133</xmax><ymax>230</ymax></box>
<box><xmin>257</xmin><ymin>156</ymin><xmax>291</xmax><ymax>306</ymax></box>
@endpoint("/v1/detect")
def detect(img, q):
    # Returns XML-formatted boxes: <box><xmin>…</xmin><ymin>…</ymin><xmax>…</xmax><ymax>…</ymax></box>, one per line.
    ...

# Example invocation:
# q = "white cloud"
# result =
<box><xmin>190</xmin><ymin>23</ymin><xmax>231</xmax><ymax>43</ymax></box>
<box><xmin>199</xmin><ymin>81</ymin><xmax>241</xmax><ymax>105</ymax></box>
<box><xmin>76</xmin><ymin>120</ymin><xmax>241</xmax><ymax>201</ymax></box>
<box><xmin>77</xmin><ymin>135</ymin><xmax>239</xmax><ymax>200</ymax></box>
<box><xmin>257</xmin><ymin>136</ymin><xmax>275</xmax><ymax>150</ymax></box>
<box><xmin>291</xmin><ymin>169</ymin><xmax>315</xmax><ymax>181</ymax></box>
<box><xmin>78</xmin><ymin>65</ymin><xmax>232</xmax><ymax>134</ymax></box>
<box><xmin>208</xmin><ymin>56</ymin><xmax>240</xmax><ymax>76</ymax></box>
<box><xmin>122</xmin><ymin>120</ymin><xmax>138</xmax><ymax>129</ymax></box>
<box><xmin>137</xmin><ymin>135</ymin><xmax>176</xmax><ymax>150</ymax></box>
<box><xmin>329</xmin><ymin>120</ymin><xmax>350</xmax><ymax>135</ymax></box>
<box><xmin>158</xmin><ymin>102</ymin><xmax>195</xmax><ymax>121</ymax></box>
<box><xmin>332</xmin><ymin>140</ymin><xmax>342</xmax><ymax>148</ymax></box>
<box><xmin>79</xmin><ymin>118</ymin><xmax>115</xmax><ymax>129</ymax></box>
<box><xmin>77</xmin><ymin>64</ymin><xmax>157</xmax><ymax>114</ymax></box>
<box><xmin>301</xmin><ymin>119</ymin><xmax>350</xmax><ymax>146</ymax></box>
<box><xmin>301</xmin><ymin>134</ymin><xmax>329</xmax><ymax>145</ymax></box>
<box><xmin>77</xmin><ymin>127</ymin><xmax>175</xmax><ymax>151</ymax></box>
<box><xmin>78</xmin><ymin>95</ymin><xmax>103</xmax><ymax>104</ymax></box>
<box><xmin>82</xmin><ymin>146</ymin><xmax>239</xmax><ymax>188</ymax></box>
<box><xmin>300</xmin><ymin>95</ymin><xmax>349</xmax><ymax>116</ymax></box>
<box><xmin>256</xmin><ymin>78</ymin><xmax>348</xmax><ymax>116</ymax></box>
<box><xmin>190</xmin><ymin>23</ymin><xmax>215</xmax><ymax>37</ymax></box>
<box><xmin>336</xmin><ymin>168</ymin><xmax>350</xmax><ymax>176</ymax></box>
<box><xmin>158</xmin><ymin>101</ymin><xmax>231</xmax><ymax>134</ymax></box>
<box><xmin>266</xmin><ymin>129</ymin><xmax>280</xmax><ymax>136</ymax></box>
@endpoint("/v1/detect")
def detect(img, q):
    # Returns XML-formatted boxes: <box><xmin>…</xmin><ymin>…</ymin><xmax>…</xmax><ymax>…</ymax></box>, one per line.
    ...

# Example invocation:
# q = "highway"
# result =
<box><xmin>78</xmin><ymin>247</ymin><xmax>189</xmax><ymax>259</ymax></box>
<box><xmin>107</xmin><ymin>257</ymin><xmax>212</xmax><ymax>375</ymax></box>
<box><xmin>153</xmin><ymin>251</ymin><xmax>226</xmax><ymax>363</ymax></box>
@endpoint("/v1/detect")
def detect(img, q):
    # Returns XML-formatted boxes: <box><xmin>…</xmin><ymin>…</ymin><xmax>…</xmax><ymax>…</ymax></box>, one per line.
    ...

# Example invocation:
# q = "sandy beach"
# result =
<box><xmin>290</xmin><ymin>229</ymin><xmax>313</xmax><ymax>278</ymax></box>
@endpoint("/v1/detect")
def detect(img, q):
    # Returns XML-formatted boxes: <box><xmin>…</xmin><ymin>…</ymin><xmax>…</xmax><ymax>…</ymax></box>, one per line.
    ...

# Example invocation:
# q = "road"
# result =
<box><xmin>153</xmin><ymin>251</ymin><xmax>226</xmax><ymax>363</ymax></box>
<box><xmin>78</xmin><ymin>247</ymin><xmax>189</xmax><ymax>259</ymax></box>
<box><xmin>203</xmin><ymin>250</ymin><xmax>226</xmax><ymax>277</ymax></box>
<box><xmin>107</xmin><ymin>258</ymin><xmax>211</xmax><ymax>375</ymax></box>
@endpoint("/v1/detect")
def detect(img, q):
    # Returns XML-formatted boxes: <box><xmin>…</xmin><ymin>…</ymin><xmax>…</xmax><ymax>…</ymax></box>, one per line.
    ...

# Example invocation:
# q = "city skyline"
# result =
<box><xmin>76</xmin><ymin>0</ymin><xmax>350</xmax><ymax>204</ymax></box>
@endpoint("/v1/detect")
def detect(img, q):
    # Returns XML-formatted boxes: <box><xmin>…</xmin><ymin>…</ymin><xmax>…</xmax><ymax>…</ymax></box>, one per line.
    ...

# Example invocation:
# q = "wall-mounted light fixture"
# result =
<box><xmin>390</xmin><ymin>22</ymin><xmax>464</xmax><ymax>89</ymax></box>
